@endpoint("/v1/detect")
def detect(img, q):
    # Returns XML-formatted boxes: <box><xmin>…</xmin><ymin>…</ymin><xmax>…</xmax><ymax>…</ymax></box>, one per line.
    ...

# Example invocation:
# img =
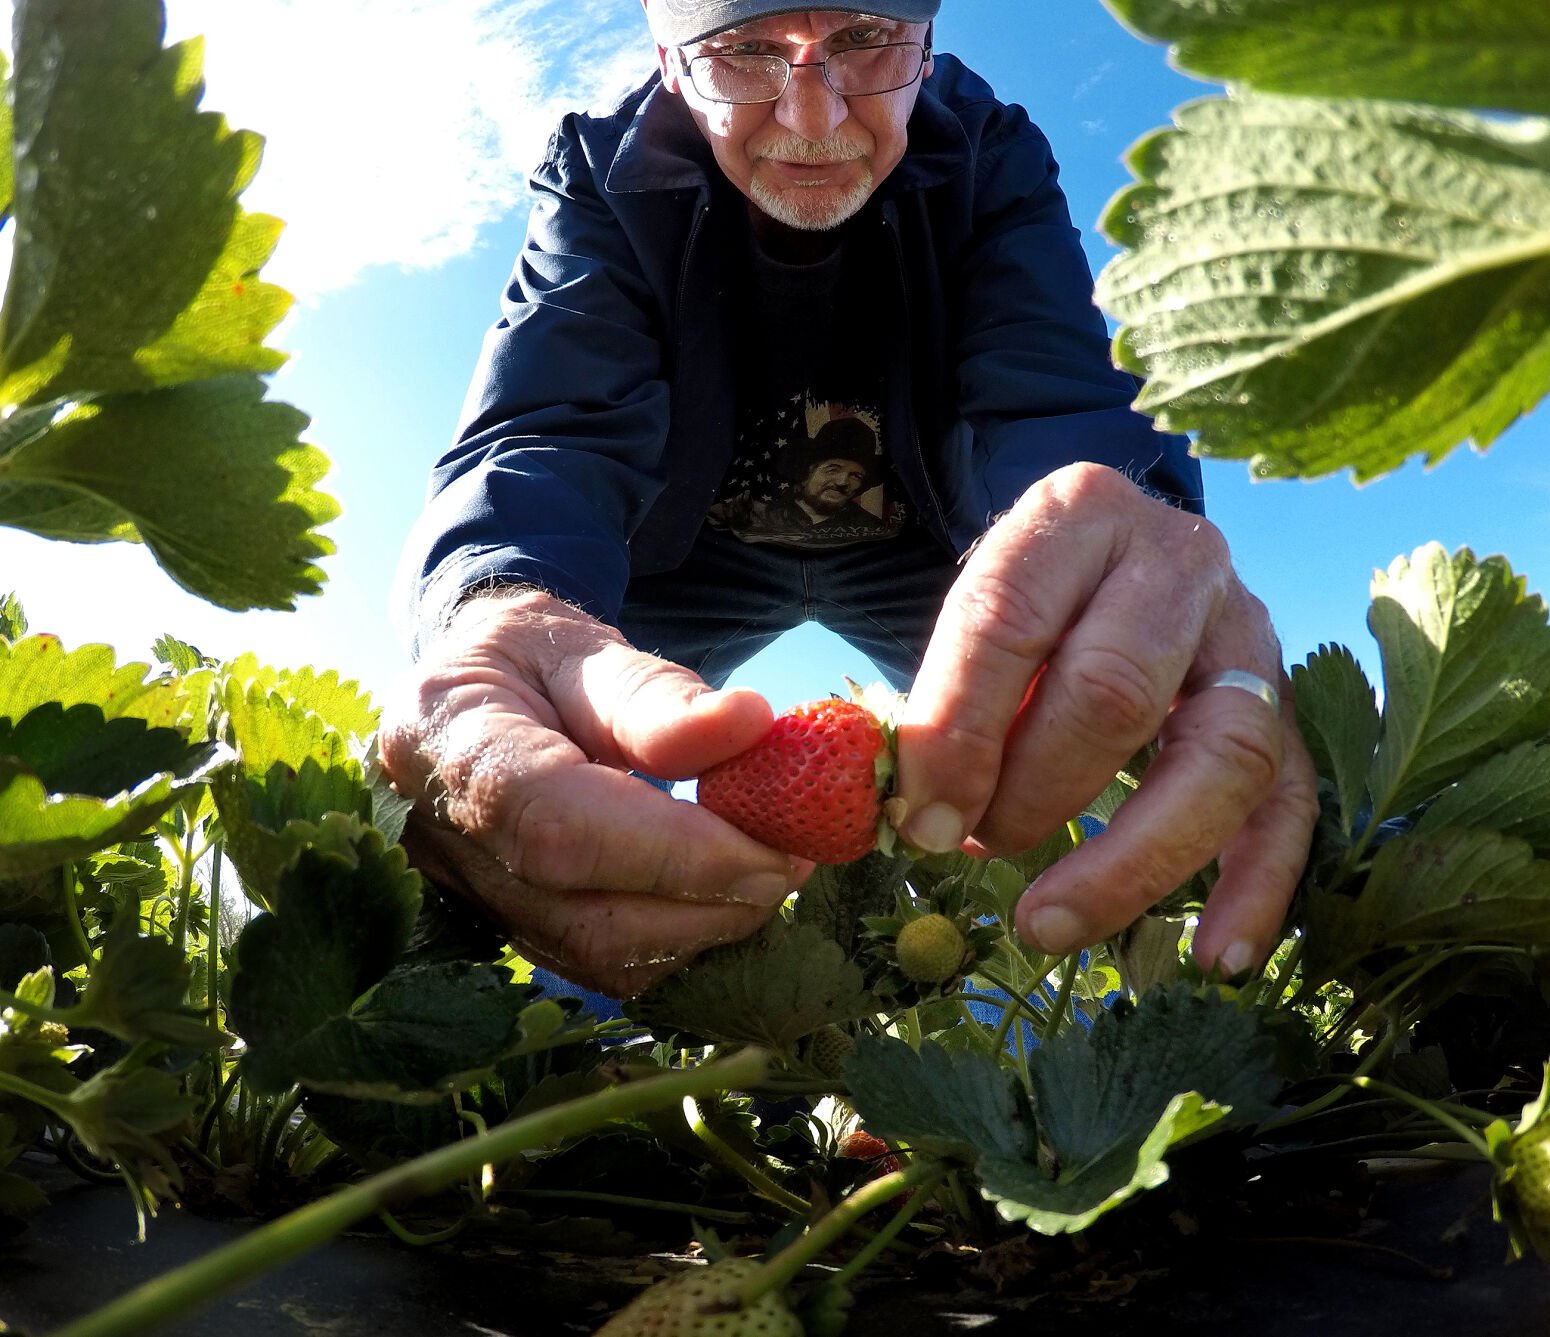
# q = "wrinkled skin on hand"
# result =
<box><xmin>896</xmin><ymin>462</ymin><xmax>1319</xmax><ymax>979</ymax></box>
<box><xmin>384</xmin><ymin>463</ymin><xmax>1316</xmax><ymax>997</ymax></box>
<box><xmin>377</xmin><ymin>592</ymin><xmax>808</xmax><ymax>998</ymax></box>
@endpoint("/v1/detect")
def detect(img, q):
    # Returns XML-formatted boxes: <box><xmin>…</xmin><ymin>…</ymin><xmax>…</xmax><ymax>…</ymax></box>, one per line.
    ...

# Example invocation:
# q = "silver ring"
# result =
<box><xmin>1199</xmin><ymin>669</ymin><xmax>1280</xmax><ymax>713</ymax></box>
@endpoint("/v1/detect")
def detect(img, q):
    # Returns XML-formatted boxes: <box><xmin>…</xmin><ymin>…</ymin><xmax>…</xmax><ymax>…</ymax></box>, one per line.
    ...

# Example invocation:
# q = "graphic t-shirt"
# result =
<box><xmin>706</xmin><ymin>225</ymin><xmax>907</xmax><ymax>549</ymax></box>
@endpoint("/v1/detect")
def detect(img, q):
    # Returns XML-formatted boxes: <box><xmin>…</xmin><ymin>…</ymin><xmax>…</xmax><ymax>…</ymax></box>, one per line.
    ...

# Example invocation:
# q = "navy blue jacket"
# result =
<box><xmin>400</xmin><ymin>55</ymin><xmax>1200</xmax><ymax>653</ymax></box>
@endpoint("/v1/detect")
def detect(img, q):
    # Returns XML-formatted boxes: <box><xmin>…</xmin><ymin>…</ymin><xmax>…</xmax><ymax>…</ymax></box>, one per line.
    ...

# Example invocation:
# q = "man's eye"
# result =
<box><xmin>842</xmin><ymin>27</ymin><xmax>886</xmax><ymax>45</ymax></box>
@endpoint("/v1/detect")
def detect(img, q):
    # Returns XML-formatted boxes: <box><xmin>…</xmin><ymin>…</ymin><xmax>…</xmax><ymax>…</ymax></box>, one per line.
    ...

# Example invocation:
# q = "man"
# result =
<box><xmin>714</xmin><ymin>416</ymin><xmax>896</xmax><ymax>542</ymax></box>
<box><xmin>383</xmin><ymin>1</ymin><xmax>1318</xmax><ymax>1000</ymax></box>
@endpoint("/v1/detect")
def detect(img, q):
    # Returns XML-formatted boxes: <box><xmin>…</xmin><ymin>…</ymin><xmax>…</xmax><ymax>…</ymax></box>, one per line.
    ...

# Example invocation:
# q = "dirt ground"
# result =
<box><xmin>4</xmin><ymin>1154</ymin><xmax>1548</xmax><ymax>1336</ymax></box>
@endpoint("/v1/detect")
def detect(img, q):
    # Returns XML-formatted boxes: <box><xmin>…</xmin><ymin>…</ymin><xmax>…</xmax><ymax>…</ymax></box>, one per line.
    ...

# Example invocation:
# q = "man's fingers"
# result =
<box><xmin>402</xmin><ymin>816</ymin><xmax>781</xmax><ymax>999</ymax></box>
<box><xmin>897</xmin><ymin>465</ymin><xmax>1231</xmax><ymax>854</ymax></box>
<box><xmin>1190</xmin><ymin>714</ymin><xmax>1321</xmax><ymax>974</ymax></box>
<box><xmin>1011</xmin><ymin>684</ymin><xmax>1303</xmax><ymax>962</ymax></box>
<box><xmin>960</xmin><ymin>562</ymin><xmax>1217</xmax><ymax>853</ymax></box>
<box><xmin>568</xmin><ymin>643</ymin><xmax>775</xmax><ymax>778</ymax></box>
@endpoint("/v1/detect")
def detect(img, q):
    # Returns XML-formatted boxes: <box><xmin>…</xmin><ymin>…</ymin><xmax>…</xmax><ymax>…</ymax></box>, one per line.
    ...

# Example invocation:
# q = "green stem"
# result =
<box><xmin>0</xmin><ymin>1068</ymin><xmax>71</xmax><ymax>1122</ymax></box>
<box><xmin>0</xmin><ymin>985</ymin><xmax>82</xmax><ymax>1027</ymax></box>
<box><xmin>682</xmin><ymin>1095</ymin><xmax>809</xmax><ymax>1216</ymax></box>
<box><xmin>206</xmin><ymin>846</ymin><xmax>223</xmax><ymax>1025</ymax></box>
<box><xmin>46</xmin><ymin>1049</ymin><xmax>771</xmax><ymax>1337</ymax></box>
<box><xmin>973</xmin><ymin>966</ymin><xmax>1048</xmax><ymax>1036</ymax></box>
<box><xmin>737</xmin><ymin>1159</ymin><xmax>949</xmax><ymax>1304</ymax></box>
<box><xmin>256</xmin><ymin>1089</ymin><xmax>304</xmax><ymax>1182</ymax></box>
<box><xmin>1261</xmin><ymin>934</ymin><xmax>1304</xmax><ymax>1008</ymax></box>
<box><xmin>1047</xmin><ymin>951</ymin><xmax>1080</xmax><ymax>1036</ymax></box>
<box><xmin>63</xmin><ymin>862</ymin><xmax>93</xmax><ymax>967</ymax></box>
<box><xmin>375</xmin><ymin>1208</ymin><xmax>467</xmax><ymax>1247</ymax></box>
<box><xmin>1348</xmin><ymin>1076</ymin><xmax>1494</xmax><ymax>1160</ymax></box>
<box><xmin>171</xmin><ymin>820</ymin><xmax>198</xmax><ymax>960</ymax></box>
<box><xmin>823</xmin><ymin>1171</ymin><xmax>941</xmax><ymax>1290</ymax></box>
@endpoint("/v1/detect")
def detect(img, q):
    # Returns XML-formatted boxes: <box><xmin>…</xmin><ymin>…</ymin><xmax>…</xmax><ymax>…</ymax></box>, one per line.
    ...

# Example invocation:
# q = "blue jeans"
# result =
<box><xmin>616</xmin><ymin>524</ymin><xmax>962</xmax><ymax>692</ymax></box>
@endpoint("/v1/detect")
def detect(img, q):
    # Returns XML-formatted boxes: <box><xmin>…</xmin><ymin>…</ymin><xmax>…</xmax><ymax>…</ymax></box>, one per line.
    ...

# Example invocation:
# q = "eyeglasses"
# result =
<box><xmin>678</xmin><ymin>41</ymin><xmax>931</xmax><ymax>105</ymax></box>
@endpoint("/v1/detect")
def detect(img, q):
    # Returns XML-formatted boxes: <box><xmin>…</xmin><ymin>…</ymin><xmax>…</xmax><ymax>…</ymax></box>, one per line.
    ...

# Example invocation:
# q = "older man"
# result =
<box><xmin>384</xmin><ymin>1</ymin><xmax>1318</xmax><ymax>998</ymax></box>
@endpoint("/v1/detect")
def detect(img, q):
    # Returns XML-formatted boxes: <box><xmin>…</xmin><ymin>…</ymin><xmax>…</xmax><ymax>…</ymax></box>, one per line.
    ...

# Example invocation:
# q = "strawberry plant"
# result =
<box><xmin>3</xmin><ymin>0</ymin><xmax>1550</xmax><ymax>1335</ymax></box>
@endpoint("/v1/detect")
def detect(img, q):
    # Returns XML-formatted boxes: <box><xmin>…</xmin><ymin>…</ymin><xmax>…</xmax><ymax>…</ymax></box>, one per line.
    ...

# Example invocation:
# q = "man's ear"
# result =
<box><xmin>922</xmin><ymin>21</ymin><xmax>934</xmax><ymax>79</ymax></box>
<box><xmin>640</xmin><ymin>0</ymin><xmax>680</xmax><ymax>90</ymax></box>
<box><xmin>655</xmin><ymin>42</ymin><xmax>683</xmax><ymax>92</ymax></box>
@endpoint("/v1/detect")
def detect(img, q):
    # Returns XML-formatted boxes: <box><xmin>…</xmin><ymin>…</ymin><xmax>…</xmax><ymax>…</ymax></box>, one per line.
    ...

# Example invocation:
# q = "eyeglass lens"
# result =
<box><xmin>688</xmin><ymin>44</ymin><xmax>925</xmax><ymax>103</ymax></box>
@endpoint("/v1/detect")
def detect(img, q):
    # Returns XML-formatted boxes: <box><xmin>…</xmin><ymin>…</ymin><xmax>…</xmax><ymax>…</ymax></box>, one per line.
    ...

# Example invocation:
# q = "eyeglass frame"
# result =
<box><xmin>673</xmin><ymin>30</ymin><xmax>934</xmax><ymax>105</ymax></box>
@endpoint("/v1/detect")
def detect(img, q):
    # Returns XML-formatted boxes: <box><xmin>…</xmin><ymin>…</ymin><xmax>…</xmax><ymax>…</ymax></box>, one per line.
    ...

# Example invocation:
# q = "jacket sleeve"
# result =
<box><xmin>395</xmin><ymin>115</ymin><xmax>672</xmax><ymax>657</ymax></box>
<box><xmin>952</xmin><ymin>95</ymin><xmax>1202</xmax><ymax>520</ymax></box>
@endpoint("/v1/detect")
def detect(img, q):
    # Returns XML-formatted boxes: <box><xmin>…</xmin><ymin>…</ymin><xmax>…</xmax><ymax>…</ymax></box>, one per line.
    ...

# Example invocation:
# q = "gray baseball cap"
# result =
<box><xmin>646</xmin><ymin>1</ymin><xmax>939</xmax><ymax>48</ymax></box>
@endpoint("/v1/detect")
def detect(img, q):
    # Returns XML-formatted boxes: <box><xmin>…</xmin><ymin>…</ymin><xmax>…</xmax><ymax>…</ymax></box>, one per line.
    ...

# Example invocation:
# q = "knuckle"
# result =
<box><xmin>510</xmin><ymin>789</ymin><xmax>601</xmax><ymax>890</ymax></box>
<box><xmin>948</xmin><ymin>565</ymin><xmax>1062</xmax><ymax>662</ymax></box>
<box><xmin>1057</xmin><ymin>644</ymin><xmax>1164</xmax><ymax>744</ymax></box>
<box><xmin>1203</xmin><ymin>717</ymin><xmax>1283</xmax><ymax>795</ymax></box>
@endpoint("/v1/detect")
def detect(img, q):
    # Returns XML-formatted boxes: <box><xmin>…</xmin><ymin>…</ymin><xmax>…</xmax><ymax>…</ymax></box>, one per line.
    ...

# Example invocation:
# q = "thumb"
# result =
<box><xmin>563</xmin><ymin>642</ymin><xmax>775</xmax><ymax>780</ymax></box>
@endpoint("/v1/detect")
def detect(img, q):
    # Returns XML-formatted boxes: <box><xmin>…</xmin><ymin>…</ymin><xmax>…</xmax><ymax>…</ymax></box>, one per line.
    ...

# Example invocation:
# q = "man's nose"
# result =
<box><xmin>773</xmin><ymin>58</ymin><xmax>848</xmax><ymax>141</ymax></box>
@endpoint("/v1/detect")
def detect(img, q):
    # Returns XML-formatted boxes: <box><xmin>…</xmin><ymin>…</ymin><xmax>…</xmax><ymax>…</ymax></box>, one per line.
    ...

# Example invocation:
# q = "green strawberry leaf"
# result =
<box><xmin>211</xmin><ymin>671</ymin><xmax>374</xmax><ymax>909</ymax></box>
<box><xmin>0</xmin><ymin>635</ymin><xmax>193</xmax><ymax>728</ymax></box>
<box><xmin>0</xmin><ymin>708</ymin><xmax>226</xmax><ymax>879</ymax></box>
<box><xmin>1100</xmin><ymin>0</ymin><xmax>1550</xmax><ymax>115</ymax></box>
<box><xmin>1367</xmin><ymin>545</ymin><xmax>1550</xmax><ymax>822</ymax></box>
<box><xmin>1028</xmin><ymin>984</ymin><xmax>1280</xmax><ymax>1170</ymax></box>
<box><xmin>1413</xmin><ymin>741</ymin><xmax>1550</xmax><ymax>855</ymax></box>
<box><xmin>1303</xmin><ymin>827</ymin><xmax>1550</xmax><ymax>981</ymax></box>
<box><xmin>227</xmin><ymin>816</ymin><xmax>423</xmax><ymax>1093</ymax></box>
<box><xmin>245</xmin><ymin>961</ymin><xmax>586</xmax><ymax>1102</ymax></box>
<box><xmin>65</xmin><ymin>912</ymin><xmax>227</xmax><ymax>1049</ymax></box>
<box><xmin>1292</xmin><ymin>644</ymin><xmax>1381</xmax><ymax>835</ymax></box>
<box><xmin>625</xmin><ymin>918</ymin><xmax>880</xmax><ymax>1050</ymax></box>
<box><xmin>54</xmin><ymin>1063</ymin><xmax>195</xmax><ymax>1170</ymax></box>
<box><xmin>222</xmin><ymin>653</ymin><xmax>379</xmax><ymax>746</ymax></box>
<box><xmin>971</xmin><ymin>985</ymin><xmax>1278</xmax><ymax>1234</ymax></box>
<box><xmin>1096</xmin><ymin>96</ymin><xmax>1550</xmax><ymax>483</ymax></box>
<box><xmin>1</xmin><ymin>0</ymin><xmax>289</xmax><ymax>406</ymax></box>
<box><xmin>0</xmin><ymin>593</ymin><xmax>25</xmax><ymax>643</ymax></box>
<box><xmin>0</xmin><ymin>379</ymin><xmax>336</xmax><ymax>610</ymax></box>
<box><xmin>844</xmin><ymin>1035</ymin><xmax>1030</xmax><ymax>1163</ymax></box>
<box><xmin>792</xmin><ymin>851</ymin><xmax>912</xmax><ymax>956</ymax></box>
<box><xmin>981</xmin><ymin>1091</ymin><xmax>1226</xmax><ymax>1234</ymax></box>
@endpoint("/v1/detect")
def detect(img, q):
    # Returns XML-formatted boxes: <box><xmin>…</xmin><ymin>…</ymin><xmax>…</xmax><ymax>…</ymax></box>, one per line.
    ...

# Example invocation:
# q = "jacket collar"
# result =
<box><xmin>604</xmin><ymin>71</ymin><xmax>971</xmax><ymax>198</ymax></box>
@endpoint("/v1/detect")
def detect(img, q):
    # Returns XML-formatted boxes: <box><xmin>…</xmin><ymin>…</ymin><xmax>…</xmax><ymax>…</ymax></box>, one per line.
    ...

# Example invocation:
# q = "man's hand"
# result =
<box><xmin>895</xmin><ymin>462</ymin><xmax>1319</xmax><ymax>979</ymax></box>
<box><xmin>377</xmin><ymin>591</ymin><xmax>807</xmax><ymax>998</ymax></box>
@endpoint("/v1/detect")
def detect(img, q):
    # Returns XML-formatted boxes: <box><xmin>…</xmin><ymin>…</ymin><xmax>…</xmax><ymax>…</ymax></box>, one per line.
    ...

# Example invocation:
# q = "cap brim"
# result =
<box><xmin>647</xmin><ymin>0</ymin><xmax>939</xmax><ymax>48</ymax></box>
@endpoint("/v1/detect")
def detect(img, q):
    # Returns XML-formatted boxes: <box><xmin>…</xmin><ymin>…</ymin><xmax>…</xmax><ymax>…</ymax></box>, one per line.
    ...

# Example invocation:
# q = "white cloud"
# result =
<box><xmin>158</xmin><ymin>0</ymin><xmax>656</xmax><ymax>299</ymax></box>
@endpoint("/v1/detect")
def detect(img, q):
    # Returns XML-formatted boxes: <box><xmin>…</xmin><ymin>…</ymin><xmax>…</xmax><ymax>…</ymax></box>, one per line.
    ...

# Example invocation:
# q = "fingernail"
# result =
<box><xmin>904</xmin><ymin>802</ymin><xmax>964</xmax><ymax>854</ymax></box>
<box><xmin>1219</xmin><ymin>940</ymin><xmax>1258</xmax><ymax>980</ymax></box>
<box><xmin>727</xmin><ymin>871</ymin><xmax>792</xmax><ymax>907</ymax></box>
<box><xmin>1022</xmin><ymin>905</ymin><xmax>1085</xmax><ymax>956</ymax></box>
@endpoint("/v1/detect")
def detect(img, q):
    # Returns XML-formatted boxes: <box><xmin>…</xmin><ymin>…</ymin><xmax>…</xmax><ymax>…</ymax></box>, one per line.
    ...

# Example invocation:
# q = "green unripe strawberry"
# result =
<box><xmin>595</xmin><ymin>1257</ymin><xmax>801</xmax><ymax>1335</ymax></box>
<box><xmin>894</xmin><ymin>913</ymin><xmax>967</xmax><ymax>985</ymax></box>
<box><xmin>1507</xmin><ymin>1122</ymin><xmax>1550</xmax><ymax>1256</ymax></box>
<box><xmin>807</xmin><ymin>1024</ymin><xmax>856</xmax><ymax>1079</ymax></box>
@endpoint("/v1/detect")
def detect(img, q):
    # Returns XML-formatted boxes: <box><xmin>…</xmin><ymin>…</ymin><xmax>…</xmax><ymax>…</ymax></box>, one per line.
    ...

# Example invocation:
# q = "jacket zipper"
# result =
<box><xmin>881</xmin><ymin>210</ymin><xmax>950</xmax><ymax>543</ymax></box>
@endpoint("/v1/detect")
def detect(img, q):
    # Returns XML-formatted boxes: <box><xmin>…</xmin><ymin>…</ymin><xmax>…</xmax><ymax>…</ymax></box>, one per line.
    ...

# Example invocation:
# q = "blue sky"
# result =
<box><xmin>2</xmin><ymin>0</ymin><xmax>1546</xmax><ymax>714</ymax></box>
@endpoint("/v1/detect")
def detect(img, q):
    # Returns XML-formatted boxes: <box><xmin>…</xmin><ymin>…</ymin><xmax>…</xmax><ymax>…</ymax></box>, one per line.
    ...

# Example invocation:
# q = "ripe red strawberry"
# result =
<box><xmin>698</xmin><ymin>695</ymin><xmax>894</xmax><ymax>864</ymax></box>
<box><xmin>837</xmin><ymin>1129</ymin><xmax>900</xmax><ymax>1175</ymax></box>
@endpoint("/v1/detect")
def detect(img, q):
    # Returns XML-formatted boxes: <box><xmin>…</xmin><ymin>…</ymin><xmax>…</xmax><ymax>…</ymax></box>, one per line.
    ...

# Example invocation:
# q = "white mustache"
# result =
<box><xmin>755</xmin><ymin>136</ymin><xmax>867</xmax><ymax>164</ymax></box>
